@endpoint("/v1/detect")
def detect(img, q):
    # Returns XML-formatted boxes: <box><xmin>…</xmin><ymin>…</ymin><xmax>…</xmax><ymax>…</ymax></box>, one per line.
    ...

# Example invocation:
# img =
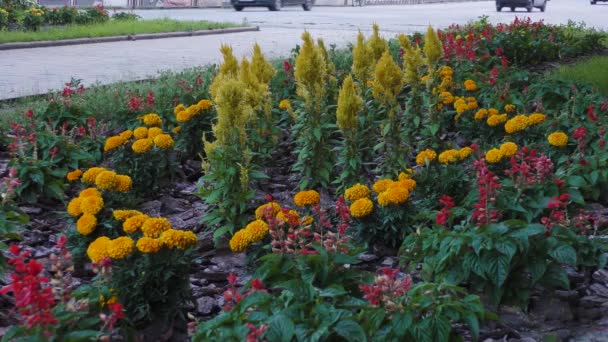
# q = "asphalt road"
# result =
<box><xmin>1</xmin><ymin>0</ymin><xmax>606</xmax><ymax>100</ymax></box>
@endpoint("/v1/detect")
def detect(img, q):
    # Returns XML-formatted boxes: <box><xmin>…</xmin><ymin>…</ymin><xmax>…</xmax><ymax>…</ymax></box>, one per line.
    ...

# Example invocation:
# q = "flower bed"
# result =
<box><xmin>1</xmin><ymin>17</ymin><xmax>608</xmax><ymax>341</ymax></box>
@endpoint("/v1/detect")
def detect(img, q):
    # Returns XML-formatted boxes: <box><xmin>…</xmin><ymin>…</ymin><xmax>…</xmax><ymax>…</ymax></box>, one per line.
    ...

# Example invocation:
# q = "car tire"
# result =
<box><xmin>303</xmin><ymin>0</ymin><xmax>313</xmax><ymax>10</ymax></box>
<box><xmin>510</xmin><ymin>6</ymin><xmax>515</xmax><ymax>11</ymax></box>
<box><xmin>496</xmin><ymin>5</ymin><xmax>501</xmax><ymax>11</ymax></box>
<box><xmin>539</xmin><ymin>4</ymin><xmax>545</xmax><ymax>11</ymax></box>
<box><xmin>233</xmin><ymin>5</ymin><xmax>243</xmax><ymax>11</ymax></box>
<box><xmin>591</xmin><ymin>0</ymin><xmax>596</xmax><ymax>3</ymax></box>
<box><xmin>526</xmin><ymin>5</ymin><xmax>532</xmax><ymax>11</ymax></box>
<box><xmin>269</xmin><ymin>0</ymin><xmax>281</xmax><ymax>11</ymax></box>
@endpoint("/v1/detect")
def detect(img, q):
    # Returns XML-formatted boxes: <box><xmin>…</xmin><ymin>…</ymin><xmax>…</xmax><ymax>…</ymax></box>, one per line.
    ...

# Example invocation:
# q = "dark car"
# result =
<box><xmin>496</xmin><ymin>0</ymin><xmax>547</xmax><ymax>11</ymax></box>
<box><xmin>591</xmin><ymin>0</ymin><xmax>608</xmax><ymax>4</ymax></box>
<box><xmin>231</xmin><ymin>0</ymin><xmax>313</xmax><ymax>11</ymax></box>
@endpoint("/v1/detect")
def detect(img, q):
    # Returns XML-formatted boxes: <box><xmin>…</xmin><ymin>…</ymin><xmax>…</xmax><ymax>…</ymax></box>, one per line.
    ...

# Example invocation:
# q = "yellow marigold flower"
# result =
<box><xmin>186</xmin><ymin>105</ymin><xmax>200</xmax><ymax>117</ymax></box>
<box><xmin>159</xmin><ymin>229</ymin><xmax>196</xmax><ymax>249</ymax></box>
<box><xmin>87</xmin><ymin>236</ymin><xmax>110</xmax><ymax>263</ymax></box>
<box><xmin>141</xmin><ymin>217</ymin><xmax>172</xmax><ymax>237</ymax></box>
<box><xmin>153</xmin><ymin>134</ymin><xmax>174</xmax><ymax>149</ymax></box>
<box><xmin>182</xmin><ymin>231</ymin><xmax>198</xmax><ymax>248</ymax></box>
<box><xmin>366</xmin><ymin>80</ymin><xmax>375</xmax><ymax>88</ymax></box>
<box><xmin>527</xmin><ymin>113</ymin><xmax>546</xmax><ymax>126</ymax></box>
<box><xmin>198</xmin><ymin>99</ymin><xmax>213</xmax><ymax>110</ymax></box>
<box><xmin>466</xmin><ymin>99</ymin><xmax>478</xmax><ymax>110</ymax></box>
<box><xmin>229</xmin><ymin>229</ymin><xmax>250</xmax><ymax>253</ymax></box>
<box><xmin>255</xmin><ymin>202</ymin><xmax>282</xmax><ymax>220</ymax></box>
<box><xmin>113</xmin><ymin>175</ymin><xmax>132</xmax><ymax>193</ymax></box>
<box><xmin>80</xmin><ymin>196</ymin><xmax>104</xmax><ymax>215</ymax></box>
<box><xmin>548</xmin><ymin>132</ymin><xmax>568</xmax><ymax>147</ymax></box>
<box><xmin>439</xmin><ymin>66</ymin><xmax>453</xmax><ymax>78</ymax></box>
<box><xmin>123</xmin><ymin>214</ymin><xmax>149</xmax><ymax>234</ymax></box>
<box><xmin>500</xmin><ymin>142</ymin><xmax>518</xmax><ymax>158</ymax></box>
<box><xmin>372</xmin><ymin>179</ymin><xmax>394</xmax><ymax>194</ymax></box>
<box><xmin>79</xmin><ymin>187</ymin><xmax>102</xmax><ymax>198</ymax></box>
<box><xmin>344</xmin><ymin>183</ymin><xmax>371</xmax><ymax>202</ymax></box>
<box><xmin>104</xmin><ymin>136</ymin><xmax>125</xmax><ymax>152</ymax></box>
<box><xmin>82</xmin><ymin>167</ymin><xmax>106</xmax><ymax>184</ymax></box>
<box><xmin>458</xmin><ymin>147</ymin><xmax>473</xmax><ymax>160</ymax></box>
<box><xmin>245</xmin><ymin>220</ymin><xmax>269</xmax><ymax>242</ymax></box>
<box><xmin>132</xmin><ymin>138</ymin><xmax>154</xmax><ymax>154</ymax></box>
<box><xmin>133</xmin><ymin>127</ymin><xmax>149</xmax><ymax>139</ymax></box>
<box><xmin>390</xmin><ymin>179</ymin><xmax>416</xmax><ymax>191</ymax></box>
<box><xmin>464</xmin><ymin>79</ymin><xmax>478</xmax><ymax>91</ymax></box>
<box><xmin>487</xmin><ymin>114</ymin><xmax>508</xmax><ymax>127</ymax></box>
<box><xmin>504</xmin><ymin>104</ymin><xmax>516</xmax><ymax>113</ymax></box>
<box><xmin>120</xmin><ymin>130</ymin><xmax>133</xmax><ymax>140</ymax></box>
<box><xmin>276</xmin><ymin>210</ymin><xmax>300</xmax><ymax>224</ymax></box>
<box><xmin>421</xmin><ymin>75</ymin><xmax>429</xmax><ymax>83</ymax></box>
<box><xmin>67</xmin><ymin>197</ymin><xmax>82</xmax><ymax>217</ymax></box>
<box><xmin>147</xmin><ymin>127</ymin><xmax>163</xmax><ymax>139</ymax></box>
<box><xmin>136</xmin><ymin>237</ymin><xmax>163</xmax><ymax>254</ymax></box>
<box><xmin>474</xmin><ymin>109</ymin><xmax>488</xmax><ymax>120</ymax></box>
<box><xmin>398</xmin><ymin>169</ymin><xmax>414</xmax><ymax>181</ymax></box>
<box><xmin>302</xmin><ymin>216</ymin><xmax>314</xmax><ymax>225</ymax></box>
<box><xmin>176</xmin><ymin>110</ymin><xmax>193</xmax><ymax>123</ymax></box>
<box><xmin>416</xmin><ymin>149</ymin><xmax>437</xmax><ymax>165</ymax></box>
<box><xmin>438</xmin><ymin>149</ymin><xmax>459</xmax><ymax>164</ymax></box>
<box><xmin>174</xmin><ymin>104</ymin><xmax>186</xmax><ymax>115</ymax></box>
<box><xmin>278</xmin><ymin>99</ymin><xmax>291</xmax><ymax>110</ymax></box>
<box><xmin>439</xmin><ymin>91</ymin><xmax>454</xmax><ymax>105</ymax></box>
<box><xmin>456</xmin><ymin>104</ymin><xmax>468</xmax><ymax>115</ymax></box>
<box><xmin>350</xmin><ymin>198</ymin><xmax>374</xmax><ymax>218</ymax></box>
<box><xmin>107</xmin><ymin>236</ymin><xmax>134</xmax><ymax>259</ymax></box>
<box><xmin>377</xmin><ymin>187</ymin><xmax>409</xmax><ymax>207</ymax></box>
<box><xmin>95</xmin><ymin>171</ymin><xmax>117</xmax><ymax>190</ymax></box>
<box><xmin>113</xmin><ymin>209</ymin><xmax>142</xmax><ymax>221</ymax></box>
<box><xmin>504</xmin><ymin>115</ymin><xmax>529</xmax><ymax>134</ymax></box>
<box><xmin>485</xmin><ymin>148</ymin><xmax>503</xmax><ymax>164</ymax></box>
<box><xmin>66</xmin><ymin>169</ymin><xmax>83</xmax><ymax>182</ymax></box>
<box><xmin>141</xmin><ymin>113</ymin><xmax>162</xmax><ymax>127</ymax></box>
<box><xmin>488</xmin><ymin>108</ymin><xmax>499</xmax><ymax>116</ymax></box>
<box><xmin>294</xmin><ymin>190</ymin><xmax>320</xmax><ymax>207</ymax></box>
<box><xmin>77</xmin><ymin>214</ymin><xmax>97</xmax><ymax>236</ymax></box>
<box><xmin>172</xmin><ymin>126</ymin><xmax>181</xmax><ymax>134</ymax></box>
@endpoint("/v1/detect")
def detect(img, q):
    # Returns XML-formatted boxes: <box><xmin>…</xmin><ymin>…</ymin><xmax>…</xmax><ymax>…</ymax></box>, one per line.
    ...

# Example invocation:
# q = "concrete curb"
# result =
<box><xmin>0</xmin><ymin>26</ymin><xmax>260</xmax><ymax>51</ymax></box>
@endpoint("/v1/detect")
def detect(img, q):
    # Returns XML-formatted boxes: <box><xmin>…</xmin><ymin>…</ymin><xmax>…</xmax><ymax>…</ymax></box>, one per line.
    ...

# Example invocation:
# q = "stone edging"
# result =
<box><xmin>0</xmin><ymin>26</ymin><xmax>260</xmax><ymax>51</ymax></box>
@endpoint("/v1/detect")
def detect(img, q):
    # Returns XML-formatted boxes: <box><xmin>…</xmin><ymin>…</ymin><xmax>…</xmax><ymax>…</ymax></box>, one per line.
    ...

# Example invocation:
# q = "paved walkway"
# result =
<box><xmin>1</xmin><ymin>0</ymin><xmax>606</xmax><ymax>100</ymax></box>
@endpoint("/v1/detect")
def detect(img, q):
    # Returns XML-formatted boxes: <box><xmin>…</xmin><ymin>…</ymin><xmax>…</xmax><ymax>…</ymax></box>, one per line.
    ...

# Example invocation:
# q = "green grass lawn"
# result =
<box><xmin>551</xmin><ymin>55</ymin><xmax>608</xmax><ymax>96</ymax></box>
<box><xmin>0</xmin><ymin>19</ymin><xmax>240</xmax><ymax>44</ymax></box>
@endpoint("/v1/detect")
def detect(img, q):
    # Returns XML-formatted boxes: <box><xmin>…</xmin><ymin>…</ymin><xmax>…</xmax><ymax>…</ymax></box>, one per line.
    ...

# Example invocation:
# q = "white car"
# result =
<box><xmin>496</xmin><ymin>0</ymin><xmax>547</xmax><ymax>12</ymax></box>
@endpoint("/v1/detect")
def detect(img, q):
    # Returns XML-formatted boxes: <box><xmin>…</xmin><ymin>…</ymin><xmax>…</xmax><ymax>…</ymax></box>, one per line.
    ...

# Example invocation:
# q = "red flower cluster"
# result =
<box><xmin>359</xmin><ymin>268</ymin><xmax>412</xmax><ymax>312</ymax></box>
<box><xmin>436</xmin><ymin>195</ymin><xmax>455</xmax><ymax>226</ymax></box>
<box><xmin>222</xmin><ymin>274</ymin><xmax>267</xmax><ymax>311</ymax></box>
<box><xmin>504</xmin><ymin>147</ymin><xmax>554</xmax><ymax>189</ymax></box>
<box><xmin>0</xmin><ymin>245</ymin><xmax>58</xmax><ymax>330</ymax></box>
<box><xmin>246</xmin><ymin>323</ymin><xmax>268</xmax><ymax>342</ymax></box>
<box><xmin>541</xmin><ymin>194</ymin><xmax>570</xmax><ymax>236</ymax></box>
<box><xmin>472</xmin><ymin>159</ymin><xmax>501</xmax><ymax>226</ymax></box>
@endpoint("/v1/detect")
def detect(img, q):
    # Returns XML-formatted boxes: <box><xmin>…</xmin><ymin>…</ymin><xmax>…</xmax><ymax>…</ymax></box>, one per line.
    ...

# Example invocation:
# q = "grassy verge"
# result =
<box><xmin>0</xmin><ymin>19</ymin><xmax>240</xmax><ymax>44</ymax></box>
<box><xmin>550</xmin><ymin>55</ymin><xmax>608</xmax><ymax>96</ymax></box>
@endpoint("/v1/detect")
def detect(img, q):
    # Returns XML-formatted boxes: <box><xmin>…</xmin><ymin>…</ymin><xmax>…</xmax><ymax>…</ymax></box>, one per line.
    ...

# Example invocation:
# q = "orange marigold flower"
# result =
<box><xmin>350</xmin><ymin>198</ymin><xmax>374</xmax><ymax>218</ymax></box>
<box><xmin>458</xmin><ymin>147</ymin><xmax>473</xmax><ymax>160</ymax></box>
<box><xmin>87</xmin><ymin>236</ymin><xmax>110</xmax><ymax>263</ymax></box>
<box><xmin>107</xmin><ymin>236</ymin><xmax>134</xmax><ymax>259</ymax></box>
<box><xmin>372</xmin><ymin>179</ymin><xmax>394</xmax><ymax>194</ymax></box>
<box><xmin>132</xmin><ymin>138</ymin><xmax>154</xmax><ymax>154</ymax></box>
<box><xmin>67</xmin><ymin>197</ymin><xmax>82</xmax><ymax>217</ymax></box>
<box><xmin>123</xmin><ymin>214</ymin><xmax>149</xmax><ymax>234</ymax></box>
<box><xmin>344</xmin><ymin>183</ymin><xmax>371</xmax><ymax>202</ymax></box>
<box><xmin>113</xmin><ymin>209</ymin><xmax>142</xmax><ymax>221</ymax></box>
<box><xmin>104</xmin><ymin>136</ymin><xmax>126</xmax><ymax>152</ymax></box>
<box><xmin>548</xmin><ymin>132</ymin><xmax>568</xmax><ymax>147</ymax></box>
<box><xmin>198</xmin><ymin>99</ymin><xmax>213</xmax><ymax>110</ymax></box>
<box><xmin>416</xmin><ymin>149</ymin><xmax>437</xmax><ymax>165</ymax></box>
<box><xmin>255</xmin><ymin>202</ymin><xmax>281</xmax><ymax>220</ymax></box>
<box><xmin>136</xmin><ymin>237</ymin><xmax>163</xmax><ymax>253</ymax></box>
<box><xmin>464</xmin><ymin>79</ymin><xmax>478</xmax><ymax>91</ymax></box>
<box><xmin>244</xmin><ymin>220</ymin><xmax>269</xmax><ymax>242</ymax></box>
<box><xmin>113</xmin><ymin>175</ymin><xmax>132</xmax><ymax>193</ymax></box>
<box><xmin>438</xmin><ymin>149</ymin><xmax>459</xmax><ymax>164</ymax></box>
<box><xmin>141</xmin><ymin>217</ymin><xmax>172</xmax><ymax>237</ymax></box>
<box><xmin>80</xmin><ymin>195</ymin><xmax>104</xmax><ymax>215</ymax></box>
<box><xmin>133</xmin><ymin>127</ymin><xmax>149</xmax><ymax>139</ymax></box>
<box><xmin>82</xmin><ymin>167</ymin><xmax>106</xmax><ymax>184</ymax></box>
<box><xmin>377</xmin><ymin>187</ymin><xmax>409</xmax><ymax>206</ymax></box>
<box><xmin>293</xmin><ymin>190</ymin><xmax>320</xmax><ymax>207</ymax></box>
<box><xmin>141</xmin><ymin>113</ymin><xmax>162</xmax><ymax>127</ymax></box>
<box><xmin>485</xmin><ymin>148</ymin><xmax>503</xmax><ymax>164</ymax></box>
<box><xmin>77</xmin><ymin>214</ymin><xmax>97</xmax><ymax>236</ymax></box>
<box><xmin>147</xmin><ymin>127</ymin><xmax>163</xmax><ymax>139</ymax></box>
<box><xmin>79</xmin><ymin>187</ymin><xmax>102</xmax><ymax>198</ymax></box>
<box><xmin>229</xmin><ymin>229</ymin><xmax>250</xmax><ymax>253</ymax></box>
<box><xmin>95</xmin><ymin>170</ymin><xmax>117</xmax><ymax>190</ymax></box>
<box><xmin>500</xmin><ymin>142</ymin><xmax>518</xmax><ymax>158</ymax></box>
<box><xmin>153</xmin><ymin>134</ymin><xmax>174</xmax><ymax>149</ymax></box>
<box><xmin>66</xmin><ymin>169</ymin><xmax>83</xmax><ymax>182</ymax></box>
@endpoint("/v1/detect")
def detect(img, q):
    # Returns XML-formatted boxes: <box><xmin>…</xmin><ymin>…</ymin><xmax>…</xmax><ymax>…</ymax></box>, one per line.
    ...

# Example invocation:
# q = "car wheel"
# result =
<box><xmin>591</xmin><ymin>0</ymin><xmax>596</xmax><ymax>3</ymax></box>
<box><xmin>233</xmin><ymin>5</ymin><xmax>243</xmax><ymax>11</ymax></box>
<box><xmin>496</xmin><ymin>5</ymin><xmax>501</xmax><ymax>11</ymax></box>
<box><xmin>539</xmin><ymin>4</ymin><xmax>545</xmax><ymax>11</ymax></box>
<box><xmin>269</xmin><ymin>0</ymin><xmax>281</xmax><ymax>11</ymax></box>
<box><xmin>526</xmin><ymin>5</ymin><xmax>532</xmax><ymax>11</ymax></box>
<box><xmin>510</xmin><ymin>6</ymin><xmax>515</xmax><ymax>11</ymax></box>
<box><xmin>302</xmin><ymin>0</ymin><xmax>313</xmax><ymax>11</ymax></box>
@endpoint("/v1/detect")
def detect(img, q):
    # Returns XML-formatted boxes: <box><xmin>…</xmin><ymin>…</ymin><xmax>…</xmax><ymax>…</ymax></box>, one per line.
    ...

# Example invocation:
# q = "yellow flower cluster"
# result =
<box><xmin>439</xmin><ymin>91</ymin><xmax>455</xmax><ymax>105</ymax></box>
<box><xmin>148</xmin><ymin>127</ymin><xmax>163</xmax><ymax>139</ymax></box>
<box><xmin>160</xmin><ymin>229</ymin><xmax>197</xmax><ymax>250</ymax></box>
<box><xmin>136</xmin><ymin>237</ymin><xmax>163</xmax><ymax>254</ymax></box>
<box><xmin>294</xmin><ymin>190</ymin><xmax>321</xmax><ymax>207</ymax></box>
<box><xmin>458</xmin><ymin>147</ymin><xmax>473</xmax><ymax>160</ymax></box>
<box><xmin>485</xmin><ymin>148</ymin><xmax>503</xmax><ymax>164</ymax></box>
<box><xmin>81</xmin><ymin>167</ymin><xmax>132</xmax><ymax>193</ymax></box>
<box><xmin>123</xmin><ymin>214</ymin><xmax>149</xmax><ymax>234</ymax></box>
<box><xmin>26</xmin><ymin>8</ymin><xmax>44</xmax><ymax>16</ymax></box>
<box><xmin>113</xmin><ymin>209</ymin><xmax>143</xmax><ymax>221</ymax></box>
<box><xmin>141</xmin><ymin>217</ymin><xmax>172</xmax><ymax>237</ymax></box>
<box><xmin>229</xmin><ymin>219</ymin><xmax>269</xmax><ymax>253</ymax></box>
<box><xmin>140</xmin><ymin>113</ymin><xmax>162</xmax><ymax>127</ymax></box>
<box><xmin>372</xmin><ymin>179</ymin><xmax>394</xmax><ymax>193</ymax></box>
<box><xmin>504</xmin><ymin>104</ymin><xmax>516</xmax><ymax>113</ymax></box>
<box><xmin>464</xmin><ymin>79</ymin><xmax>478</xmax><ymax>91</ymax></box>
<box><xmin>416</xmin><ymin>149</ymin><xmax>437</xmax><ymax>165</ymax></box>
<box><xmin>134</xmin><ymin>127</ymin><xmax>148</xmax><ymax>139</ymax></box>
<box><xmin>255</xmin><ymin>201</ymin><xmax>282</xmax><ymax>220</ymax></box>
<box><xmin>453</xmin><ymin>96</ymin><xmax>478</xmax><ymax>118</ymax></box>
<box><xmin>438</xmin><ymin>149</ymin><xmax>459</xmax><ymax>164</ymax></box>
<box><xmin>487</xmin><ymin>113</ymin><xmax>508</xmax><ymax>127</ymax></box>
<box><xmin>107</xmin><ymin>236</ymin><xmax>135</xmax><ymax>259</ymax></box>
<box><xmin>378</xmin><ymin>186</ymin><xmax>409</xmax><ymax>207</ymax></box>
<box><xmin>350</xmin><ymin>198</ymin><xmax>374</xmax><ymax>218</ymax></box>
<box><xmin>153</xmin><ymin>134</ymin><xmax>174</xmax><ymax>149</ymax></box>
<box><xmin>104</xmin><ymin>129</ymin><xmax>137</xmax><ymax>153</ymax></box>
<box><xmin>504</xmin><ymin>115</ymin><xmax>529</xmax><ymax>134</ymax></box>
<box><xmin>344</xmin><ymin>183</ymin><xmax>371</xmax><ymax>202</ymax></box>
<box><xmin>527</xmin><ymin>113</ymin><xmax>546</xmax><ymax>125</ymax></box>
<box><xmin>66</xmin><ymin>169</ymin><xmax>83</xmax><ymax>182</ymax></box>
<box><xmin>132</xmin><ymin>138</ymin><xmax>153</xmax><ymax>153</ymax></box>
<box><xmin>174</xmin><ymin>99</ymin><xmax>212</xmax><ymax>123</ymax></box>
<box><xmin>548</xmin><ymin>132</ymin><xmax>568</xmax><ymax>147</ymax></box>
<box><xmin>279</xmin><ymin>99</ymin><xmax>291</xmax><ymax>110</ymax></box>
<box><xmin>484</xmin><ymin>142</ymin><xmax>519</xmax><ymax>164</ymax></box>
<box><xmin>82</xmin><ymin>167</ymin><xmax>105</xmax><ymax>184</ymax></box>
<box><xmin>68</xmin><ymin>187</ymin><xmax>107</xmax><ymax>236</ymax></box>
<box><xmin>87</xmin><ymin>236</ymin><xmax>111</xmax><ymax>263</ymax></box>
<box><xmin>369</xmin><ymin>173</ymin><xmax>416</xmax><ymax>208</ymax></box>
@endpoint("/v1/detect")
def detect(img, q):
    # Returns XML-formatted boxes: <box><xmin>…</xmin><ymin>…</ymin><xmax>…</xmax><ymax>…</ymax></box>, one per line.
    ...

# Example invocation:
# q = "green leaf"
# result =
<box><xmin>495</xmin><ymin>240</ymin><xmax>517</xmax><ymax>258</ymax></box>
<box><xmin>484</xmin><ymin>254</ymin><xmax>510</xmax><ymax>287</ymax></box>
<box><xmin>212</xmin><ymin>226</ymin><xmax>231</xmax><ymax>241</ymax></box>
<box><xmin>334</xmin><ymin>320</ymin><xmax>366</xmax><ymax>342</ymax></box>
<box><xmin>63</xmin><ymin>330</ymin><xmax>102</xmax><ymax>342</ymax></box>
<box><xmin>392</xmin><ymin>312</ymin><xmax>412</xmax><ymax>337</ymax></box>
<box><xmin>567</xmin><ymin>176</ymin><xmax>587</xmax><ymax>188</ymax></box>
<box><xmin>549</xmin><ymin>244</ymin><xmax>577</xmax><ymax>265</ymax></box>
<box><xmin>319</xmin><ymin>285</ymin><xmax>347</xmax><ymax>297</ymax></box>
<box><xmin>464</xmin><ymin>313</ymin><xmax>480</xmax><ymax>340</ymax></box>
<box><xmin>266</xmin><ymin>314</ymin><xmax>295</xmax><ymax>342</ymax></box>
<box><xmin>528</xmin><ymin>259</ymin><xmax>548</xmax><ymax>283</ymax></box>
